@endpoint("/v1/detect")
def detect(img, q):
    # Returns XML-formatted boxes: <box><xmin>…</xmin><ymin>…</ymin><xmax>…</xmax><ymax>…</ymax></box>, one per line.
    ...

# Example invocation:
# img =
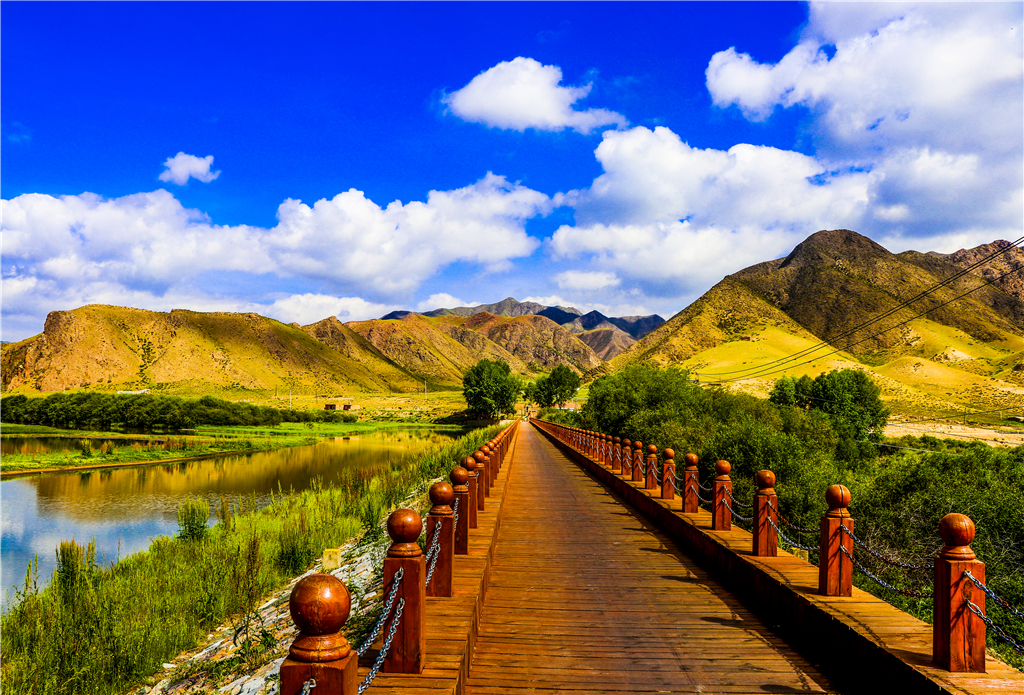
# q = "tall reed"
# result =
<box><xmin>0</xmin><ymin>425</ymin><xmax>500</xmax><ymax>695</ymax></box>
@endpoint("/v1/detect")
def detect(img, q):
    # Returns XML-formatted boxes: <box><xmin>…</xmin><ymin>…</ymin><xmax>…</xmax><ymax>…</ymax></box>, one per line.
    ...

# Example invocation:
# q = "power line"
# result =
<box><xmin>714</xmin><ymin>264</ymin><xmax>1024</xmax><ymax>384</ymax></box>
<box><xmin>700</xmin><ymin>237</ymin><xmax>1024</xmax><ymax>379</ymax></box>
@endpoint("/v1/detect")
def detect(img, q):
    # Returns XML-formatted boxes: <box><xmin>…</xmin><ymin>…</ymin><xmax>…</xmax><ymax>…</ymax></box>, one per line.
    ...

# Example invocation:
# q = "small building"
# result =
<box><xmin>324</xmin><ymin>403</ymin><xmax>337</xmax><ymax>411</ymax></box>
<box><xmin>342</xmin><ymin>403</ymin><xmax>352</xmax><ymax>411</ymax></box>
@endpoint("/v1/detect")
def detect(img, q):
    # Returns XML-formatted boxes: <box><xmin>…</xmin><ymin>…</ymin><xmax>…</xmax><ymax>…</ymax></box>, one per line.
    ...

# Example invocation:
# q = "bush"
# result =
<box><xmin>176</xmin><ymin>497</ymin><xmax>210</xmax><ymax>541</ymax></box>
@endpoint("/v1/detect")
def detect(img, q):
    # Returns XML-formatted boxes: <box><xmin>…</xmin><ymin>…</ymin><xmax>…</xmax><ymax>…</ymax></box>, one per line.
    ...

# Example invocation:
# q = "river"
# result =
<box><xmin>0</xmin><ymin>427</ymin><xmax>468</xmax><ymax>607</ymax></box>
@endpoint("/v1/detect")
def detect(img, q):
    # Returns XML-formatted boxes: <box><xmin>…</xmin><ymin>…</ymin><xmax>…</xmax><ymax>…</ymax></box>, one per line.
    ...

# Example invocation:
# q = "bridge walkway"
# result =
<box><xmin>465</xmin><ymin>425</ymin><xmax>839</xmax><ymax>694</ymax></box>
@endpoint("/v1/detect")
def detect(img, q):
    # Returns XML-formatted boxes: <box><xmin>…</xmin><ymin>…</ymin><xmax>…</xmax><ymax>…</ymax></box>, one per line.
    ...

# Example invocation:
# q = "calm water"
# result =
<box><xmin>1</xmin><ymin>437</ymin><xmax>152</xmax><ymax>456</ymax></box>
<box><xmin>0</xmin><ymin>428</ymin><xmax>467</xmax><ymax>607</ymax></box>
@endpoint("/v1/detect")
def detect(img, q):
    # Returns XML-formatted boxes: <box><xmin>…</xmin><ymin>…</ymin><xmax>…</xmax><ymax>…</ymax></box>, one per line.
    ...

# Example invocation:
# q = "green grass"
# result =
<box><xmin>0</xmin><ymin>424</ymin><xmax>501</xmax><ymax>695</ymax></box>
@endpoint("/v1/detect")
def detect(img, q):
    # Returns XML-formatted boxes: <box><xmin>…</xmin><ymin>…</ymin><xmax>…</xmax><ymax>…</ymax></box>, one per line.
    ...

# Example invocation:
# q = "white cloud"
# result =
<box><xmin>554</xmin><ymin>270</ymin><xmax>620</xmax><ymax>291</ymax></box>
<box><xmin>443</xmin><ymin>57</ymin><xmax>627</xmax><ymax>134</ymax></box>
<box><xmin>416</xmin><ymin>293</ymin><xmax>474</xmax><ymax>312</ymax></box>
<box><xmin>158</xmin><ymin>152</ymin><xmax>221</xmax><ymax>185</ymax></box>
<box><xmin>265</xmin><ymin>294</ymin><xmax>399</xmax><ymax>325</ymax></box>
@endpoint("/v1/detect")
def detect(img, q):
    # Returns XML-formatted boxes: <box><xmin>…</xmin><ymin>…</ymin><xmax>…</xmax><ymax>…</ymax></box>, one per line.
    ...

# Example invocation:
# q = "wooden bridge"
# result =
<box><xmin>280</xmin><ymin>420</ymin><xmax>1024</xmax><ymax>695</ymax></box>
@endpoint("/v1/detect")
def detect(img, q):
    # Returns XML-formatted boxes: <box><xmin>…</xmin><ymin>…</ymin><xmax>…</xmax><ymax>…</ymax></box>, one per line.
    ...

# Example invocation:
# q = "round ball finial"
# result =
<box><xmin>288</xmin><ymin>573</ymin><xmax>352</xmax><ymax>661</ymax></box>
<box><xmin>633</xmin><ymin>440</ymin><xmax>643</xmax><ymax>451</ymax></box>
<box><xmin>614</xmin><ymin>436</ymin><xmax>621</xmax><ymax>445</ymax></box>
<box><xmin>430</xmin><ymin>481</ymin><xmax>455</xmax><ymax>507</ymax></box>
<box><xmin>684</xmin><ymin>453</ymin><xmax>699</xmax><ymax>467</ymax></box>
<box><xmin>473</xmin><ymin>451</ymin><xmax>486</xmax><ymax>463</ymax></box>
<box><xmin>662</xmin><ymin>448</ymin><xmax>675</xmax><ymax>461</ymax></box>
<box><xmin>481</xmin><ymin>445</ymin><xmax>491</xmax><ymax>455</ymax></box>
<box><xmin>647</xmin><ymin>444</ymin><xmax>658</xmax><ymax>455</ymax></box>
<box><xmin>450</xmin><ymin>466</ymin><xmax>469</xmax><ymax>486</ymax></box>
<box><xmin>622</xmin><ymin>438</ymin><xmax>632</xmax><ymax>448</ymax></box>
<box><xmin>387</xmin><ymin>508</ymin><xmax>423</xmax><ymax>557</ymax></box>
<box><xmin>825</xmin><ymin>484</ymin><xmax>851</xmax><ymax>510</ymax></box>
<box><xmin>715</xmin><ymin>460</ymin><xmax>731</xmax><ymax>476</ymax></box>
<box><xmin>938</xmin><ymin>513</ymin><xmax>977</xmax><ymax>560</ymax></box>
<box><xmin>755</xmin><ymin>469</ymin><xmax>776</xmax><ymax>495</ymax></box>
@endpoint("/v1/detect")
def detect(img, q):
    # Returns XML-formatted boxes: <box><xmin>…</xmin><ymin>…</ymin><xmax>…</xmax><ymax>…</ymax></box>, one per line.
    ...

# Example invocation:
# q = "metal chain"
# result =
<box><xmin>300</xmin><ymin>679</ymin><xmax>316</xmax><ymax>695</ymax></box>
<box><xmin>651</xmin><ymin>466</ymin><xmax>662</xmax><ymax>484</ymax></box>
<box><xmin>423</xmin><ymin>514</ymin><xmax>444</xmax><ymax>586</ymax></box>
<box><xmin>452</xmin><ymin>497</ymin><xmax>459</xmax><ymax>527</ymax></box>
<box><xmin>356</xmin><ymin>567</ymin><xmax>405</xmax><ymax>656</ymax></box>
<box><xmin>722</xmin><ymin>499</ymin><xmax>754</xmax><ymax>523</ymax></box>
<box><xmin>724</xmin><ymin>487</ymin><xmax>752</xmax><ymax>509</ymax></box>
<box><xmin>692</xmin><ymin>474</ymin><xmax>713</xmax><ymax>493</ymax></box>
<box><xmin>767</xmin><ymin>517</ymin><xmax>819</xmax><ymax>552</ymax></box>
<box><xmin>358</xmin><ymin>597</ymin><xmax>406</xmax><ymax>694</ymax></box>
<box><xmin>689</xmin><ymin>485</ymin><xmax>714</xmax><ymax>507</ymax></box>
<box><xmin>965</xmin><ymin>601</ymin><xmax>1024</xmax><ymax>653</ymax></box>
<box><xmin>964</xmin><ymin>571</ymin><xmax>1024</xmax><ymax>623</ymax></box>
<box><xmin>835</xmin><ymin>525</ymin><xmax>931</xmax><ymax>570</ymax></box>
<box><xmin>840</xmin><ymin>546</ymin><xmax>932</xmax><ymax>599</ymax></box>
<box><xmin>765</xmin><ymin>499</ymin><xmax>815</xmax><ymax>533</ymax></box>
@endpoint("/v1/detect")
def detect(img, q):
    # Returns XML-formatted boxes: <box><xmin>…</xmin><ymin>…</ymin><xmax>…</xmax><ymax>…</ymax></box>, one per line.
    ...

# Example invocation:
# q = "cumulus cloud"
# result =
<box><xmin>159</xmin><ymin>152</ymin><xmax>221</xmax><ymax>185</ymax></box>
<box><xmin>265</xmin><ymin>294</ymin><xmax>399</xmax><ymax>326</ymax></box>
<box><xmin>705</xmin><ymin>2</ymin><xmax>1022</xmax><ymax>243</ymax></box>
<box><xmin>416</xmin><ymin>293</ymin><xmax>475</xmax><ymax>312</ymax></box>
<box><xmin>554</xmin><ymin>270</ymin><xmax>620</xmax><ymax>291</ymax></box>
<box><xmin>443</xmin><ymin>57</ymin><xmax>627</xmax><ymax>134</ymax></box>
<box><xmin>0</xmin><ymin>173</ymin><xmax>549</xmax><ymax>340</ymax></box>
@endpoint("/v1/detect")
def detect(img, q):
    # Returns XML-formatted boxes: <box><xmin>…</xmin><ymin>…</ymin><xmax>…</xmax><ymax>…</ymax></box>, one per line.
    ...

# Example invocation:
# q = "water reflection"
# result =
<box><xmin>0</xmin><ymin>428</ymin><xmax>467</xmax><ymax>607</ymax></box>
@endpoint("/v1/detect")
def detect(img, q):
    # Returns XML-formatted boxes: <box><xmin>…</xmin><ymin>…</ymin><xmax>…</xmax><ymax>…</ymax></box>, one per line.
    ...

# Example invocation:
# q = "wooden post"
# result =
<box><xmin>473</xmin><ymin>450</ymin><xmax>489</xmax><ymax>504</ymax></box>
<box><xmin>661</xmin><ymin>449</ymin><xmax>675</xmax><ymax>500</ymax></box>
<box><xmin>488</xmin><ymin>441</ymin><xmax>498</xmax><ymax>483</ymax></box>
<box><xmin>426</xmin><ymin>481</ymin><xmax>454</xmax><ymax>597</ymax></box>
<box><xmin>752</xmin><ymin>470</ymin><xmax>778</xmax><ymax>557</ymax></box>
<box><xmin>611</xmin><ymin>437</ymin><xmax>621</xmax><ymax>473</ymax></box>
<box><xmin>280</xmin><ymin>574</ymin><xmax>358</xmax><ymax>695</ymax></box>
<box><xmin>382</xmin><ymin>509</ymin><xmax>425</xmax><ymax>674</ymax></box>
<box><xmin>616</xmin><ymin>438</ymin><xmax>628</xmax><ymax>474</ymax></box>
<box><xmin>479</xmin><ymin>446</ymin><xmax>493</xmax><ymax>493</ymax></box>
<box><xmin>645</xmin><ymin>445</ymin><xmax>658</xmax><ymax>490</ymax></box>
<box><xmin>818</xmin><ymin>484</ymin><xmax>854</xmax><ymax>596</ymax></box>
<box><xmin>449</xmin><ymin>466</ymin><xmax>469</xmax><ymax>555</ymax></box>
<box><xmin>712</xmin><ymin>460</ymin><xmax>731</xmax><ymax>530</ymax></box>
<box><xmin>933</xmin><ymin>513</ymin><xmax>986</xmax><ymax>672</ymax></box>
<box><xmin>461</xmin><ymin>456</ymin><xmax>479</xmax><ymax>529</ymax></box>
<box><xmin>632</xmin><ymin>441</ymin><xmax>644</xmax><ymax>482</ymax></box>
<box><xmin>680</xmin><ymin>453</ymin><xmax>699</xmax><ymax>513</ymax></box>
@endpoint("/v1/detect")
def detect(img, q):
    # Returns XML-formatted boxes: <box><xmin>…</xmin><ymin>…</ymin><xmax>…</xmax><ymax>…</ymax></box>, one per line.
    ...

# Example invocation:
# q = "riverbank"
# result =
<box><xmin>0</xmin><ymin>421</ymin><xmax>471</xmax><ymax>476</ymax></box>
<box><xmin>0</xmin><ymin>424</ymin><xmax>498</xmax><ymax>695</ymax></box>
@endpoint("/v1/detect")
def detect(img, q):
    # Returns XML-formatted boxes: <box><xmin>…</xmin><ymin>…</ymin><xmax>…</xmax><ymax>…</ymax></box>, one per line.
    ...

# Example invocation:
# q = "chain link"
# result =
<box><xmin>724</xmin><ymin>487</ymin><xmax>752</xmax><ymax>509</ymax></box>
<box><xmin>966</xmin><ymin>600</ymin><xmax>1024</xmax><ymax>653</ymax></box>
<box><xmin>423</xmin><ymin>515</ymin><xmax>444</xmax><ymax>587</ymax></box>
<box><xmin>964</xmin><ymin>571</ymin><xmax>1024</xmax><ymax>623</ymax></box>
<box><xmin>765</xmin><ymin>499</ymin><xmax>815</xmax><ymax>533</ymax></box>
<box><xmin>452</xmin><ymin>497</ymin><xmax>459</xmax><ymax>527</ymax></box>
<box><xmin>722</xmin><ymin>499</ymin><xmax>754</xmax><ymax>523</ymax></box>
<box><xmin>688</xmin><ymin>484</ymin><xmax>714</xmax><ymax>507</ymax></box>
<box><xmin>300</xmin><ymin>679</ymin><xmax>316</xmax><ymax>695</ymax></box>
<box><xmin>767</xmin><ymin>517</ymin><xmax>819</xmax><ymax>552</ymax></box>
<box><xmin>836</xmin><ymin>524</ymin><xmax>931</xmax><ymax>570</ymax></box>
<box><xmin>358</xmin><ymin>597</ymin><xmax>406</xmax><ymax>694</ymax></box>
<box><xmin>840</xmin><ymin>546</ymin><xmax>932</xmax><ymax>598</ymax></box>
<box><xmin>692</xmin><ymin>474</ymin><xmax>713</xmax><ymax>493</ymax></box>
<box><xmin>356</xmin><ymin>567</ymin><xmax>405</xmax><ymax>656</ymax></box>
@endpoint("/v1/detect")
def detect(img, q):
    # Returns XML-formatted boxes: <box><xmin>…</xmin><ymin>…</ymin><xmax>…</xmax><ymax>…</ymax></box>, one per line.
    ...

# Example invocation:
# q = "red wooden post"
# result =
<box><xmin>752</xmin><ymin>470</ymin><xmax>778</xmax><ymax>557</ymax></box>
<box><xmin>645</xmin><ymin>445</ymin><xmax>658</xmax><ymax>490</ymax></box>
<box><xmin>631</xmin><ymin>441</ymin><xmax>644</xmax><ymax>482</ymax></box>
<box><xmin>449</xmin><ymin>466</ymin><xmax>469</xmax><ymax>555</ymax></box>
<box><xmin>473</xmin><ymin>451</ymin><xmax>489</xmax><ymax>504</ymax></box>
<box><xmin>461</xmin><ymin>456</ymin><xmax>479</xmax><ymax>529</ymax></box>
<box><xmin>488</xmin><ymin>440</ymin><xmax>498</xmax><ymax>483</ymax></box>
<box><xmin>933</xmin><ymin>513</ymin><xmax>986</xmax><ymax>672</ymax></box>
<box><xmin>479</xmin><ymin>446</ymin><xmax>493</xmax><ymax>492</ymax></box>
<box><xmin>382</xmin><ymin>509</ymin><xmax>426</xmax><ymax>673</ymax></box>
<box><xmin>712</xmin><ymin>460</ymin><xmax>732</xmax><ymax>530</ymax></box>
<box><xmin>611</xmin><ymin>437</ymin><xmax>621</xmax><ymax>473</ymax></box>
<box><xmin>681</xmin><ymin>453</ymin><xmax>699</xmax><ymax>514</ymax></box>
<box><xmin>426</xmin><ymin>482</ymin><xmax>455</xmax><ymax>597</ymax></box>
<box><xmin>818</xmin><ymin>484</ymin><xmax>854</xmax><ymax>596</ymax></box>
<box><xmin>280</xmin><ymin>574</ymin><xmax>358</xmax><ymax>695</ymax></box>
<box><xmin>661</xmin><ymin>449</ymin><xmax>675</xmax><ymax>500</ymax></box>
<box><xmin>615</xmin><ymin>438</ymin><xmax>628</xmax><ymax>474</ymax></box>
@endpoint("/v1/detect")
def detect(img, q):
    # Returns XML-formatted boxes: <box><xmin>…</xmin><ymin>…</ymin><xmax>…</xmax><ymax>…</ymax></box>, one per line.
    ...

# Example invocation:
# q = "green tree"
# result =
<box><xmin>462</xmin><ymin>359</ymin><xmax>522</xmax><ymax>419</ymax></box>
<box><xmin>809</xmin><ymin>368</ymin><xmax>889</xmax><ymax>442</ymax></box>
<box><xmin>768</xmin><ymin>376</ymin><xmax>797</xmax><ymax>406</ymax></box>
<box><xmin>546</xmin><ymin>365</ymin><xmax>581</xmax><ymax>407</ymax></box>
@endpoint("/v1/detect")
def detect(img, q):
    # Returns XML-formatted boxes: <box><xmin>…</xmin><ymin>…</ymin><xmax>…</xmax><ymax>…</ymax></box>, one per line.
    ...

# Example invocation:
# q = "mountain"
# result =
<box><xmin>1</xmin><ymin>305</ymin><xmax>422</xmax><ymax>394</ymax></box>
<box><xmin>608</xmin><ymin>230</ymin><xmax>1024</xmax><ymax>409</ymax></box>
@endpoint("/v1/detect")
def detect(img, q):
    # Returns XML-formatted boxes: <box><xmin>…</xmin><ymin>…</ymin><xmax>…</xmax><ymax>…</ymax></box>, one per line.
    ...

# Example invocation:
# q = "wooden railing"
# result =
<box><xmin>276</xmin><ymin>419</ymin><xmax>521</xmax><ymax>695</ymax></box>
<box><xmin>532</xmin><ymin>419</ymin><xmax>995</xmax><ymax>674</ymax></box>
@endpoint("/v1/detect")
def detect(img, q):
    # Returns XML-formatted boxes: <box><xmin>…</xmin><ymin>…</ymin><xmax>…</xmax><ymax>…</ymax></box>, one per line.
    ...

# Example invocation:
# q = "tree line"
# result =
<box><xmin>0</xmin><ymin>392</ymin><xmax>355</xmax><ymax>431</ymax></box>
<box><xmin>461</xmin><ymin>360</ymin><xmax>582</xmax><ymax>418</ymax></box>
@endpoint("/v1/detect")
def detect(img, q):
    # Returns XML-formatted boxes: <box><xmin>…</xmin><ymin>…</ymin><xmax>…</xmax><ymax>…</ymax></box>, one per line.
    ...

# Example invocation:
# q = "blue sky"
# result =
<box><xmin>3</xmin><ymin>2</ymin><xmax>1022</xmax><ymax>341</ymax></box>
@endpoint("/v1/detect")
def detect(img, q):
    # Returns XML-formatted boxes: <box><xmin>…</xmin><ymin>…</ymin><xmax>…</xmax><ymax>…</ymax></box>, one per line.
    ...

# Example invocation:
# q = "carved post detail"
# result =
<box><xmin>426</xmin><ymin>482</ymin><xmax>454</xmax><ymax>597</ymax></box>
<box><xmin>450</xmin><ymin>466</ymin><xmax>470</xmax><ymax>554</ymax></box>
<box><xmin>712</xmin><ymin>460</ymin><xmax>732</xmax><ymax>530</ymax></box>
<box><xmin>818</xmin><ymin>484</ymin><xmax>854</xmax><ymax>596</ymax></box>
<box><xmin>661</xmin><ymin>449</ymin><xmax>675</xmax><ymax>500</ymax></box>
<box><xmin>280</xmin><ymin>574</ymin><xmax>358</xmax><ymax>695</ymax></box>
<box><xmin>382</xmin><ymin>509</ymin><xmax>426</xmax><ymax>674</ymax></box>
<box><xmin>752</xmin><ymin>470</ymin><xmax>778</xmax><ymax>557</ymax></box>
<box><xmin>461</xmin><ymin>456</ymin><xmax>479</xmax><ymax>529</ymax></box>
<box><xmin>632</xmin><ymin>441</ymin><xmax>644</xmax><ymax>482</ymax></box>
<box><xmin>618</xmin><ymin>438</ymin><xmax>630</xmax><ymax>475</ymax></box>
<box><xmin>681</xmin><ymin>453</ymin><xmax>700</xmax><ymax>514</ymax></box>
<box><xmin>933</xmin><ymin>514</ymin><xmax>986</xmax><ymax>672</ymax></box>
<box><xmin>645</xmin><ymin>444</ymin><xmax>659</xmax><ymax>490</ymax></box>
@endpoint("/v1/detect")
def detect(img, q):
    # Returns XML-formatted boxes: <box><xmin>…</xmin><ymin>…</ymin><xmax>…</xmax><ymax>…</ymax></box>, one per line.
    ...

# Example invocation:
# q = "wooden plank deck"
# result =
<box><xmin>466</xmin><ymin>425</ymin><xmax>838</xmax><ymax>694</ymax></box>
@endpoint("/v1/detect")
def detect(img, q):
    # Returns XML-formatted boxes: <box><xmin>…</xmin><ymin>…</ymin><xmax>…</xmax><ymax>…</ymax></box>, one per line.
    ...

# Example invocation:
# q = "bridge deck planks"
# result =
<box><xmin>465</xmin><ymin>426</ymin><xmax>838</xmax><ymax>695</ymax></box>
